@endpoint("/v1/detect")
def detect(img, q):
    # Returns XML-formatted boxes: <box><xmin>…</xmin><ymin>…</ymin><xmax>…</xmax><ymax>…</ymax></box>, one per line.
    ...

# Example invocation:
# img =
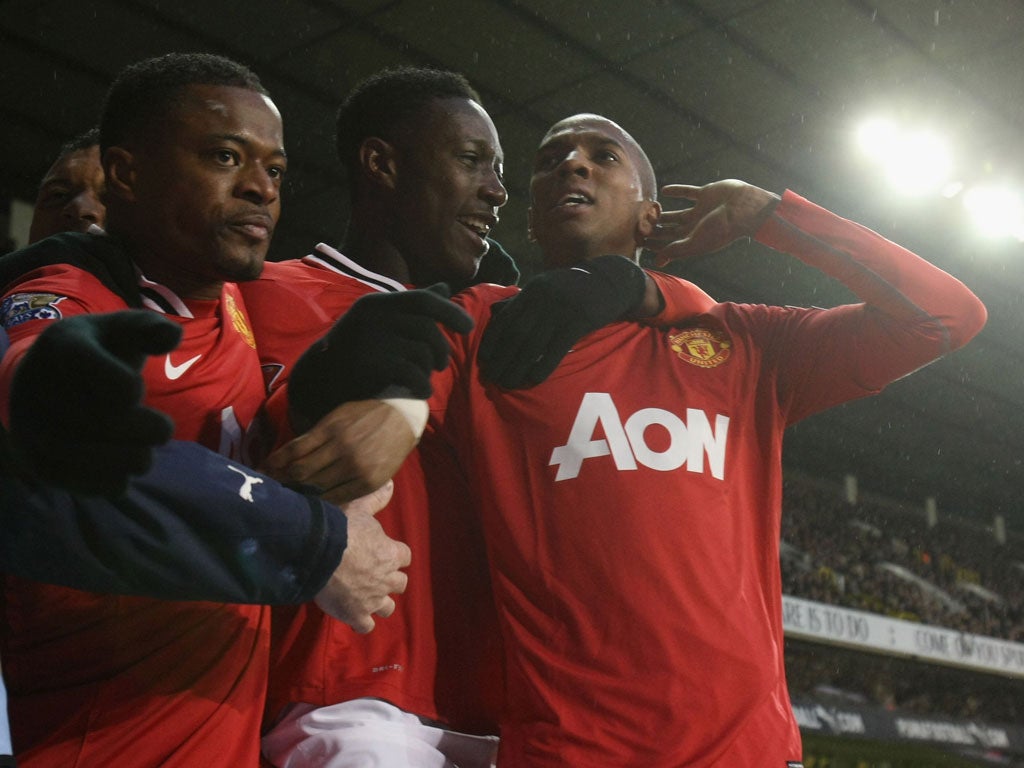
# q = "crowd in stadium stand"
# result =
<box><xmin>786</xmin><ymin>639</ymin><xmax>1024</xmax><ymax>723</ymax></box>
<box><xmin>781</xmin><ymin>473</ymin><xmax>1024</xmax><ymax>724</ymax></box>
<box><xmin>781</xmin><ymin>474</ymin><xmax>1024</xmax><ymax>641</ymax></box>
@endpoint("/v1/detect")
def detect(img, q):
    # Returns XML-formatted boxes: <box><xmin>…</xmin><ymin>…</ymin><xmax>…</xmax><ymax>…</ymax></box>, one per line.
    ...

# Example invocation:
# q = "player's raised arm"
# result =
<box><xmin>644</xmin><ymin>180</ymin><xmax>780</xmax><ymax>265</ymax></box>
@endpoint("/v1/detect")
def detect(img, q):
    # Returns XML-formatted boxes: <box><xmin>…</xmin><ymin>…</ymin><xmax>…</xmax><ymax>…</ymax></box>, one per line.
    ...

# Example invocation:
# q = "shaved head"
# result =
<box><xmin>540</xmin><ymin>113</ymin><xmax>657</xmax><ymax>201</ymax></box>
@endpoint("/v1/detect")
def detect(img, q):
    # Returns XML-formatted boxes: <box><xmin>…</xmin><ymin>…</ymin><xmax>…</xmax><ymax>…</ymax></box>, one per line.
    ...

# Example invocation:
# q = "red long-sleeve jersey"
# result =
<box><xmin>427</xmin><ymin>191</ymin><xmax>986</xmax><ymax>766</ymax></box>
<box><xmin>242</xmin><ymin>246</ymin><xmax>503</xmax><ymax>734</ymax></box>
<box><xmin>1</xmin><ymin>261</ymin><xmax>269</xmax><ymax>767</ymax></box>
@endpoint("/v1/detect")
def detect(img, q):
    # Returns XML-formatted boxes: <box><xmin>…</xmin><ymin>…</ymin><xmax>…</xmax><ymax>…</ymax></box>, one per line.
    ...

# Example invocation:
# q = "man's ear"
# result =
<box><xmin>360</xmin><ymin>137</ymin><xmax>398</xmax><ymax>190</ymax></box>
<box><xmin>102</xmin><ymin>147</ymin><xmax>137</xmax><ymax>204</ymax></box>
<box><xmin>635</xmin><ymin>200</ymin><xmax>661</xmax><ymax>241</ymax></box>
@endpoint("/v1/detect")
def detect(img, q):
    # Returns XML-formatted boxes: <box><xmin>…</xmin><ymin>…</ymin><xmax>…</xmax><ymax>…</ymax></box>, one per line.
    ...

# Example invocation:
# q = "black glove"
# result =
<box><xmin>8</xmin><ymin>311</ymin><xmax>183</xmax><ymax>495</ymax></box>
<box><xmin>478</xmin><ymin>255</ymin><xmax>648</xmax><ymax>389</ymax></box>
<box><xmin>288</xmin><ymin>284</ymin><xmax>474</xmax><ymax>430</ymax></box>
<box><xmin>477</xmin><ymin>237</ymin><xmax>520</xmax><ymax>287</ymax></box>
<box><xmin>448</xmin><ymin>238</ymin><xmax>520</xmax><ymax>292</ymax></box>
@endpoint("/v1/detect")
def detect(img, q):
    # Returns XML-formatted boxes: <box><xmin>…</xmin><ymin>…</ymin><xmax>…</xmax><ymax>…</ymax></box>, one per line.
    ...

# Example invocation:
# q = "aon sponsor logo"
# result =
<box><xmin>549</xmin><ymin>392</ymin><xmax>729</xmax><ymax>481</ymax></box>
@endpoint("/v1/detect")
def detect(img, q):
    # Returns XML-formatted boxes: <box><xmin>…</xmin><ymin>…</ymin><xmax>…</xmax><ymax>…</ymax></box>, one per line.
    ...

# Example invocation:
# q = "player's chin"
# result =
<box><xmin>217</xmin><ymin>247</ymin><xmax>268</xmax><ymax>282</ymax></box>
<box><xmin>451</xmin><ymin>245</ymin><xmax>487</xmax><ymax>282</ymax></box>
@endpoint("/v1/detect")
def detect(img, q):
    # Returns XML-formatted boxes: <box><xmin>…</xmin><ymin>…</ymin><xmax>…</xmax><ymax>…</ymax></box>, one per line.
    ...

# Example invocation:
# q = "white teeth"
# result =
<box><xmin>458</xmin><ymin>216</ymin><xmax>491</xmax><ymax>236</ymax></box>
<box><xmin>559</xmin><ymin>193</ymin><xmax>591</xmax><ymax>206</ymax></box>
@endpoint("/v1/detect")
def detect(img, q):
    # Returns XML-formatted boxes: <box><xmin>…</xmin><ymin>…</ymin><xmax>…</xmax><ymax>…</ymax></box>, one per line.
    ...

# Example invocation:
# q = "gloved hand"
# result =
<box><xmin>8</xmin><ymin>310</ymin><xmax>183</xmax><ymax>495</ymax></box>
<box><xmin>479</xmin><ymin>254</ymin><xmax>647</xmax><ymax>389</ymax></box>
<box><xmin>448</xmin><ymin>238</ymin><xmax>520</xmax><ymax>292</ymax></box>
<box><xmin>288</xmin><ymin>284</ymin><xmax>474</xmax><ymax>430</ymax></box>
<box><xmin>474</xmin><ymin>237</ymin><xmax>521</xmax><ymax>287</ymax></box>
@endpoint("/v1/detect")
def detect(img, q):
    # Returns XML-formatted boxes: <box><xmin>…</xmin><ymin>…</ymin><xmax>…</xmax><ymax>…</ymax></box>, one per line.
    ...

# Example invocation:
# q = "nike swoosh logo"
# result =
<box><xmin>165</xmin><ymin>353</ymin><xmax>202</xmax><ymax>380</ymax></box>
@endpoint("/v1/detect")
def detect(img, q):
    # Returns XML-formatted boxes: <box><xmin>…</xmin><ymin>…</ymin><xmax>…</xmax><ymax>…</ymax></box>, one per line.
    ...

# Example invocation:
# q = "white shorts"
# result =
<box><xmin>262</xmin><ymin>698</ymin><xmax>498</xmax><ymax>768</ymax></box>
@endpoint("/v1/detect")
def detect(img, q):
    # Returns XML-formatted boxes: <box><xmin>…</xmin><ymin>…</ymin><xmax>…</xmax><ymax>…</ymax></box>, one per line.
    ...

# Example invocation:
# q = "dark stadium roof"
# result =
<box><xmin>2</xmin><ymin>0</ymin><xmax>1022</xmax><ymax>533</ymax></box>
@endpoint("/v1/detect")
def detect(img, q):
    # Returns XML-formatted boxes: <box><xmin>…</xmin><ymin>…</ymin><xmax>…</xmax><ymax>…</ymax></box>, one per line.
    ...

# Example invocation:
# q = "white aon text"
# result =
<box><xmin>549</xmin><ymin>392</ymin><xmax>729</xmax><ymax>481</ymax></box>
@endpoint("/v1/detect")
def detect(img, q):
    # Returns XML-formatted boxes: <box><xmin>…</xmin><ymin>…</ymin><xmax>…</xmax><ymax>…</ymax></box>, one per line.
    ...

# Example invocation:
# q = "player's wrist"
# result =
<box><xmin>740</xmin><ymin>187</ymin><xmax>782</xmax><ymax>237</ymax></box>
<box><xmin>378</xmin><ymin>397</ymin><xmax>428</xmax><ymax>440</ymax></box>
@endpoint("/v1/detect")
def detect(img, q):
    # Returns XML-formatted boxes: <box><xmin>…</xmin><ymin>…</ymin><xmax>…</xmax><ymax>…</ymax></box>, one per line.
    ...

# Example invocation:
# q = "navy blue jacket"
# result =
<box><xmin>0</xmin><ymin>439</ymin><xmax>346</xmax><ymax>603</ymax></box>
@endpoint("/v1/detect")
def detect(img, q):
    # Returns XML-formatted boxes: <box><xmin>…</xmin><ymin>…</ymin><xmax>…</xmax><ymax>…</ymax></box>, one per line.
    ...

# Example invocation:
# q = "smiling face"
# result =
<box><xmin>528</xmin><ymin>114</ymin><xmax>659</xmax><ymax>268</ymax></box>
<box><xmin>389</xmin><ymin>97</ymin><xmax>507</xmax><ymax>285</ymax></box>
<box><xmin>105</xmin><ymin>84</ymin><xmax>286</xmax><ymax>298</ymax></box>
<box><xmin>29</xmin><ymin>144</ymin><xmax>106</xmax><ymax>243</ymax></box>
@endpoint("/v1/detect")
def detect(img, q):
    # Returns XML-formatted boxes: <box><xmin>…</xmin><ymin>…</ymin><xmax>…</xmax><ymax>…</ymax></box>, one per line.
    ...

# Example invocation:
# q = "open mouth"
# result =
<box><xmin>553</xmin><ymin>191</ymin><xmax>593</xmax><ymax>209</ymax></box>
<box><xmin>457</xmin><ymin>214</ymin><xmax>495</xmax><ymax>240</ymax></box>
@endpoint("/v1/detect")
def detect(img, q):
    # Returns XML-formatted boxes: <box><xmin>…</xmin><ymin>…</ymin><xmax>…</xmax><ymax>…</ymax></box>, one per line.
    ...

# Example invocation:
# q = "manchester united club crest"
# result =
<box><xmin>669</xmin><ymin>328</ymin><xmax>731</xmax><ymax>368</ymax></box>
<box><xmin>225</xmin><ymin>293</ymin><xmax>257</xmax><ymax>349</ymax></box>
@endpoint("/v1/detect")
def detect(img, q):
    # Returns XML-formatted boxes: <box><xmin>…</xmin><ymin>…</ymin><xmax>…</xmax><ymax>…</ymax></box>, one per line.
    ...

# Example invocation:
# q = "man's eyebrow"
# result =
<box><xmin>36</xmin><ymin>175</ymin><xmax>72</xmax><ymax>195</ymax></box>
<box><xmin>211</xmin><ymin>132</ymin><xmax>288</xmax><ymax>159</ymax></box>
<box><xmin>535</xmin><ymin>137</ymin><xmax>567</xmax><ymax>157</ymax></box>
<box><xmin>457</xmin><ymin>138</ymin><xmax>504</xmax><ymax>165</ymax></box>
<box><xmin>464</xmin><ymin>137</ymin><xmax>499</xmax><ymax>152</ymax></box>
<box><xmin>593</xmin><ymin>136</ymin><xmax>626</xmax><ymax>151</ymax></box>
<box><xmin>539</xmin><ymin>133</ymin><xmax>625</xmax><ymax>152</ymax></box>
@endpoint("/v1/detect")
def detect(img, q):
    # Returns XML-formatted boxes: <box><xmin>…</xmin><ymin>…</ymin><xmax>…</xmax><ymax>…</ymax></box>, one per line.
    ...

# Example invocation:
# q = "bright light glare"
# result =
<box><xmin>856</xmin><ymin>118</ymin><xmax>899</xmax><ymax>157</ymax></box>
<box><xmin>855</xmin><ymin>119</ymin><xmax>952</xmax><ymax>195</ymax></box>
<box><xmin>886</xmin><ymin>131</ymin><xmax>951</xmax><ymax>194</ymax></box>
<box><xmin>941</xmin><ymin>181</ymin><xmax>964</xmax><ymax>199</ymax></box>
<box><xmin>963</xmin><ymin>185</ymin><xmax>1024</xmax><ymax>239</ymax></box>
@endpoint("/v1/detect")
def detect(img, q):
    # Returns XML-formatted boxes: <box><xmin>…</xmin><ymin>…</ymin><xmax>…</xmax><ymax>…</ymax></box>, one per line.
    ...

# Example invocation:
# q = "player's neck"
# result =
<box><xmin>112</xmin><ymin>227</ymin><xmax>224</xmax><ymax>300</ymax></box>
<box><xmin>342</xmin><ymin>230</ymin><xmax>411</xmax><ymax>285</ymax></box>
<box><xmin>541</xmin><ymin>239</ymin><xmax>639</xmax><ymax>270</ymax></box>
<box><xmin>134</xmin><ymin>254</ymin><xmax>224</xmax><ymax>300</ymax></box>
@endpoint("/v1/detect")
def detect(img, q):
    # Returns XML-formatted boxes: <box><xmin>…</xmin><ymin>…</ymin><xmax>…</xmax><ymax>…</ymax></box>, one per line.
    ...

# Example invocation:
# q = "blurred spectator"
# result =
<box><xmin>786</xmin><ymin>640</ymin><xmax>1024</xmax><ymax>724</ymax></box>
<box><xmin>781</xmin><ymin>473</ymin><xmax>1024</xmax><ymax>642</ymax></box>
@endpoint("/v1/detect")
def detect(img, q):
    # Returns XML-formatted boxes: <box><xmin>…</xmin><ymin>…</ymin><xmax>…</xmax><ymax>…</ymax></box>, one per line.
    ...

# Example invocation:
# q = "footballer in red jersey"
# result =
<box><xmin>247</xmin><ymin>246</ymin><xmax>505</xmax><ymax>743</ymax></box>
<box><xmin>247</xmin><ymin>71</ymin><xmax>711</xmax><ymax>767</ymax></box>
<box><xmin>374</xmin><ymin>115</ymin><xmax>986</xmax><ymax>766</ymax></box>
<box><xmin>1</xmin><ymin>266</ymin><xmax>271</xmax><ymax>767</ymax></box>
<box><xmin>0</xmin><ymin>55</ymin><xmax>288</xmax><ymax>768</ymax></box>
<box><xmin>245</xmin><ymin>68</ymin><xmax>510</xmax><ymax>767</ymax></box>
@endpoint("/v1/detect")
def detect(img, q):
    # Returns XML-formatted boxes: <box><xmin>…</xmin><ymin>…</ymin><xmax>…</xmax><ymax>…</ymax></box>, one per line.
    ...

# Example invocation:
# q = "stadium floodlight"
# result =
<box><xmin>963</xmin><ymin>184</ymin><xmax>1024</xmax><ymax>240</ymax></box>
<box><xmin>885</xmin><ymin>130</ymin><xmax>951</xmax><ymax>194</ymax></box>
<box><xmin>855</xmin><ymin>118</ymin><xmax>952</xmax><ymax>195</ymax></box>
<box><xmin>856</xmin><ymin>118</ymin><xmax>897</xmax><ymax>155</ymax></box>
<box><xmin>856</xmin><ymin>117</ymin><xmax>900</xmax><ymax>159</ymax></box>
<box><xmin>941</xmin><ymin>181</ymin><xmax>964</xmax><ymax>199</ymax></box>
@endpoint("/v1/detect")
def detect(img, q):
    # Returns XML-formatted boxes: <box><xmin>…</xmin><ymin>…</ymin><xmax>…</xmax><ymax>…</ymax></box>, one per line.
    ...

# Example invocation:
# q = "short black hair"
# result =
<box><xmin>99</xmin><ymin>52</ymin><xmax>268</xmax><ymax>153</ymax></box>
<box><xmin>38</xmin><ymin>127</ymin><xmax>101</xmax><ymax>191</ymax></box>
<box><xmin>335</xmin><ymin>66</ymin><xmax>481</xmax><ymax>175</ymax></box>
<box><xmin>57</xmin><ymin>127</ymin><xmax>100</xmax><ymax>159</ymax></box>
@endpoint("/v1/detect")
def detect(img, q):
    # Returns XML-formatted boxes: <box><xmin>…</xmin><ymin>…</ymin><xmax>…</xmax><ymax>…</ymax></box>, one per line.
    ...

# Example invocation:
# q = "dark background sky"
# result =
<box><xmin>2</xmin><ymin>0</ymin><xmax>1022</xmax><ymax>536</ymax></box>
